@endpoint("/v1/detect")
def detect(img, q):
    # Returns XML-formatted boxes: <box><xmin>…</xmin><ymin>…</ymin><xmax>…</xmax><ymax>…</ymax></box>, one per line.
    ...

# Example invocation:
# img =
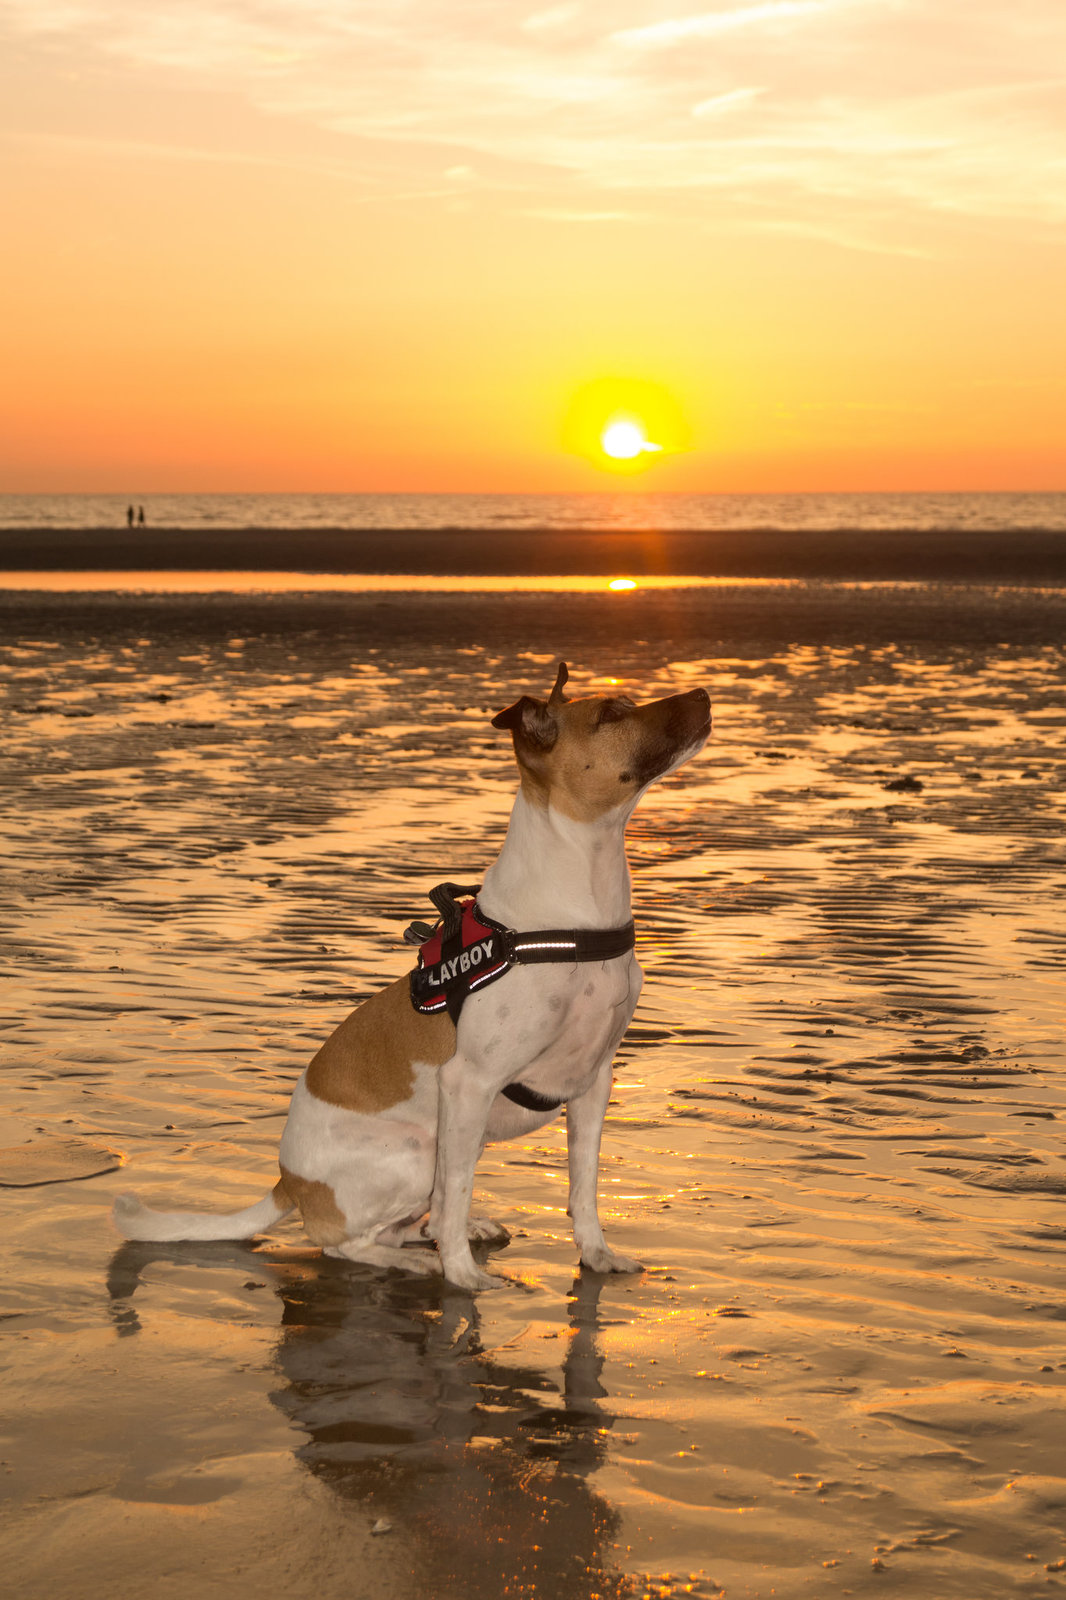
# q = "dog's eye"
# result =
<box><xmin>597</xmin><ymin>700</ymin><xmax>629</xmax><ymax>726</ymax></box>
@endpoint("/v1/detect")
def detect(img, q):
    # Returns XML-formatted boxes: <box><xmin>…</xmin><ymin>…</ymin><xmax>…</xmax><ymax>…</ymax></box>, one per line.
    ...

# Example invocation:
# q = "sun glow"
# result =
<box><xmin>563</xmin><ymin>378</ymin><xmax>689</xmax><ymax>476</ymax></box>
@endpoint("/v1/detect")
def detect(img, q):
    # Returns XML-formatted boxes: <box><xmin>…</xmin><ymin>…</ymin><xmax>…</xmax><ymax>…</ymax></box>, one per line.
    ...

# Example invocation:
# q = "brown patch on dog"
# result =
<box><xmin>546</xmin><ymin>698</ymin><xmax>644</xmax><ymax>821</ymax></box>
<box><xmin>305</xmin><ymin>975</ymin><xmax>456</xmax><ymax>1112</ymax></box>
<box><xmin>514</xmin><ymin>695</ymin><xmax>707</xmax><ymax>823</ymax></box>
<box><xmin>495</xmin><ymin>672</ymin><xmax>711</xmax><ymax>824</ymax></box>
<box><xmin>502</xmin><ymin>697</ymin><xmax>636</xmax><ymax>819</ymax></box>
<box><xmin>277</xmin><ymin>1165</ymin><xmax>348</xmax><ymax>1247</ymax></box>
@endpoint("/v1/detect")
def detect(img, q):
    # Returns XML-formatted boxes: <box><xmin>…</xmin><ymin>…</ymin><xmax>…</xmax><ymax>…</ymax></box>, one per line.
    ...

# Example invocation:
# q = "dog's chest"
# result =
<box><xmin>468</xmin><ymin>957</ymin><xmax>638</xmax><ymax>1098</ymax></box>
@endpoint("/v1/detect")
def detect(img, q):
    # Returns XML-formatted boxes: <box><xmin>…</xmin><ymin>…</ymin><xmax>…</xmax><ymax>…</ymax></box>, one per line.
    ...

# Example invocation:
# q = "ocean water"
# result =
<box><xmin>4</xmin><ymin>489</ymin><xmax>1066</xmax><ymax>533</ymax></box>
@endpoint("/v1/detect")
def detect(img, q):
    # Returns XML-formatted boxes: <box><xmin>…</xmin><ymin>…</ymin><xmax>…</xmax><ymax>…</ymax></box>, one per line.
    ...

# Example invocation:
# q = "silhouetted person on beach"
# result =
<box><xmin>137</xmin><ymin>506</ymin><xmax>145</xmax><ymax>526</ymax></box>
<box><xmin>126</xmin><ymin>505</ymin><xmax>134</xmax><ymax>527</ymax></box>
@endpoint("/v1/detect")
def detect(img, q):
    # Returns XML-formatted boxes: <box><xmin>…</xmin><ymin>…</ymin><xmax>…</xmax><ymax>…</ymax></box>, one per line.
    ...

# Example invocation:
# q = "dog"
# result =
<box><xmin>113</xmin><ymin>664</ymin><xmax>711</xmax><ymax>1291</ymax></box>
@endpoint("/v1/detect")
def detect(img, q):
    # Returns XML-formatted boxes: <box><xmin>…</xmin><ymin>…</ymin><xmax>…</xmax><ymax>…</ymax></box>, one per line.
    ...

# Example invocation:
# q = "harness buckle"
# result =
<box><xmin>428</xmin><ymin>881</ymin><xmax>482</xmax><ymax>941</ymax></box>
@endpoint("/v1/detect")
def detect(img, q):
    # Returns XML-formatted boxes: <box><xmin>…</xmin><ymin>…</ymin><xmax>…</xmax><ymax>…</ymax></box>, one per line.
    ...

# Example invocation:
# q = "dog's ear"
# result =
<box><xmin>490</xmin><ymin>663</ymin><xmax>568</xmax><ymax>751</ymax></box>
<box><xmin>547</xmin><ymin>661</ymin><xmax>569</xmax><ymax>709</ymax></box>
<box><xmin>491</xmin><ymin>695</ymin><xmax>558</xmax><ymax>751</ymax></box>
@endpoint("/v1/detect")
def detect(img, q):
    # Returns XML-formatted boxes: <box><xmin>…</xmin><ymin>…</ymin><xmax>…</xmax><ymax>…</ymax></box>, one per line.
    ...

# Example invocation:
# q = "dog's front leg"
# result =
<box><xmin>566</xmin><ymin>1056</ymin><xmax>642</xmax><ymax>1275</ymax></box>
<box><xmin>432</xmin><ymin>1056</ymin><xmax>502</xmax><ymax>1292</ymax></box>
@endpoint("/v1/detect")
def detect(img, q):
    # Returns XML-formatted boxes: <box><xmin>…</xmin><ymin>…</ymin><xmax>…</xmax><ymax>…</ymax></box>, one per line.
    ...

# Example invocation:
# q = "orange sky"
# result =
<box><xmin>1</xmin><ymin>1</ymin><xmax>1064</xmax><ymax>493</ymax></box>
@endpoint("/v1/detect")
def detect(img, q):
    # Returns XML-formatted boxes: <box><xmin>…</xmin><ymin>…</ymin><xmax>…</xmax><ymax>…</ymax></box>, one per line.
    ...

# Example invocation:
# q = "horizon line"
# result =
<box><xmin>4</xmin><ymin>486</ymin><xmax>1065</xmax><ymax>500</ymax></box>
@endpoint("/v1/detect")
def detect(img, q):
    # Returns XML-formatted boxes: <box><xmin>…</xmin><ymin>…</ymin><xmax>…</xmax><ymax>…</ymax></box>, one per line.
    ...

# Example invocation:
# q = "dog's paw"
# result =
<box><xmin>111</xmin><ymin>1192</ymin><xmax>144</xmax><ymax>1237</ymax></box>
<box><xmin>400</xmin><ymin>1248</ymin><xmax>444</xmax><ymax>1277</ymax></box>
<box><xmin>323</xmin><ymin>1241</ymin><xmax>442</xmax><ymax>1277</ymax></box>
<box><xmin>579</xmin><ymin>1245</ymin><xmax>644</xmax><ymax>1275</ymax></box>
<box><xmin>443</xmin><ymin>1261</ymin><xmax>502</xmax><ymax>1293</ymax></box>
<box><xmin>466</xmin><ymin>1215</ymin><xmax>510</xmax><ymax>1245</ymax></box>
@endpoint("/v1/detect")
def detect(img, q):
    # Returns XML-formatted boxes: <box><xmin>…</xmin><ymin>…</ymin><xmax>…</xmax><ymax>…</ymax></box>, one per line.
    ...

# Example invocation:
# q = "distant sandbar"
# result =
<box><xmin>2</xmin><ymin>525</ymin><xmax>1065</xmax><ymax>584</ymax></box>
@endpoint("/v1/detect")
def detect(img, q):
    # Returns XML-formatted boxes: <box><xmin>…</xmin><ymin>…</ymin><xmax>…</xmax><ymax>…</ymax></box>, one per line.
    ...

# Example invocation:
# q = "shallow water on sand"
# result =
<box><xmin>2</xmin><ymin>585</ymin><xmax>1065</xmax><ymax>1599</ymax></box>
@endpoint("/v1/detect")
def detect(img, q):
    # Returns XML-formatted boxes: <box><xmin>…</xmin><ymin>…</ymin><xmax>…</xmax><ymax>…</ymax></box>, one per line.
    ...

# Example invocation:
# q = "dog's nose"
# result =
<box><xmin>684</xmin><ymin>686</ymin><xmax>712</xmax><ymax>729</ymax></box>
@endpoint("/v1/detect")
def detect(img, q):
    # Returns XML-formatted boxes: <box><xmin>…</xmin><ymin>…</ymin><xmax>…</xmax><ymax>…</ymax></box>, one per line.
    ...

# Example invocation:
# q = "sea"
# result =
<box><xmin>3</xmin><ymin>489</ymin><xmax>1066</xmax><ymax>533</ymax></box>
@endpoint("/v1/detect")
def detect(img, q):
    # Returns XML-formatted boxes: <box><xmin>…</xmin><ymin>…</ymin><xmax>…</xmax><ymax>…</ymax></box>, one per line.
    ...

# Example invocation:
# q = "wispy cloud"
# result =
<box><xmin>520</xmin><ymin>4</ymin><xmax>582</xmax><ymax>33</ymax></box>
<box><xmin>2</xmin><ymin>0</ymin><xmax>1065</xmax><ymax>236</ymax></box>
<box><xmin>516</xmin><ymin>207</ymin><xmax>647</xmax><ymax>221</ymax></box>
<box><xmin>612</xmin><ymin>3</ymin><xmax>828</xmax><ymax>50</ymax></box>
<box><xmin>721</xmin><ymin>213</ymin><xmax>937</xmax><ymax>258</ymax></box>
<box><xmin>692</xmin><ymin>87</ymin><xmax>766</xmax><ymax>117</ymax></box>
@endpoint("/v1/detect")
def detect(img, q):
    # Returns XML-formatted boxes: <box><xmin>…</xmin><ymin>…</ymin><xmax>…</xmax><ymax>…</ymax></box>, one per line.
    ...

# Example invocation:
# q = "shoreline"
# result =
<box><xmin>3</xmin><ymin>581</ymin><xmax>1065</xmax><ymax>655</ymax></box>
<box><xmin>3</xmin><ymin>524</ymin><xmax>1066</xmax><ymax>583</ymax></box>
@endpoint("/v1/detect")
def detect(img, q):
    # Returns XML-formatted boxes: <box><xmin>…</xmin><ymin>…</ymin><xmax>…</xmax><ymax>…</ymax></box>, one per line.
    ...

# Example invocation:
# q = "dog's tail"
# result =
<box><xmin>112</xmin><ymin>1179</ymin><xmax>295</xmax><ymax>1243</ymax></box>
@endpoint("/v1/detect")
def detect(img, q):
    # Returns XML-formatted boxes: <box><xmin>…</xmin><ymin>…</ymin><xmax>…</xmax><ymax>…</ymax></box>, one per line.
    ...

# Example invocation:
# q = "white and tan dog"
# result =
<box><xmin>113</xmin><ymin>665</ymin><xmax>711</xmax><ymax>1291</ymax></box>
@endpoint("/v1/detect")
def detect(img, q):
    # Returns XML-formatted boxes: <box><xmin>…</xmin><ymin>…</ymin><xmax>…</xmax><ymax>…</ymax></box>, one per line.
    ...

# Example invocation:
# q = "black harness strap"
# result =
<box><xmin>501</xmin><ymin>1082</ymin><xmax>568</xmax><ymax>1114</ymax></box>
<box><xmin>508</xmin><ymin>923</ymin><xmax>636</xmax><ymax>965</ymax></box>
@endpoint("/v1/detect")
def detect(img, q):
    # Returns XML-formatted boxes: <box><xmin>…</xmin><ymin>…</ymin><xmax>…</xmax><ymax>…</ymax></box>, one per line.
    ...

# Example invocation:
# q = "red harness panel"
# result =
<box><xmin>406</xmin><ymin>880</ymin><xmax>636</xmax><ymax>1038</ymax></box>
<box><xmin>409</xmin><ymin>899</ymin><xmax>511</xmax><ymax>1017</ymax></box>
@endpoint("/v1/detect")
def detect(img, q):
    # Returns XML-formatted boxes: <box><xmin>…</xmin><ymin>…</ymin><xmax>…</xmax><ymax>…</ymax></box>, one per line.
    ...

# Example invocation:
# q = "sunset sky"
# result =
<box><xmin>2</xmin><ymin>0</ymin><xmax>1064</xmax><ymax>493</ymax></box>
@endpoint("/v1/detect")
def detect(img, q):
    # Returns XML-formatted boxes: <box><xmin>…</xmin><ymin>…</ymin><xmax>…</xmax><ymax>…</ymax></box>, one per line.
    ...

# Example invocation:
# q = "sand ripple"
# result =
<box><xmin>1</xmin><ymin>585</ymin><xmax>1064</xmax><ymax>1599</ymax></box>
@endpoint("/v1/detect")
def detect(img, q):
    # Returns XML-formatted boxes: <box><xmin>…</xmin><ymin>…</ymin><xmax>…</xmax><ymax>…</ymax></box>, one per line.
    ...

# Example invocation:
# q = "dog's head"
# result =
<box><xmin>492</xmin><ymin>663</ymin><xmax>711</xmax><ymax>821</ymax></box>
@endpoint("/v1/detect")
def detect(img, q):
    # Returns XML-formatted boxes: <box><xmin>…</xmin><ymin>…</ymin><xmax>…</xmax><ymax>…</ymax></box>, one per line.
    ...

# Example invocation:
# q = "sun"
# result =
<box><xmin>600</xmin><ymin>418</ymin><xmax>663</xmax><ymax>461</ymax></box>
<box><xmin>562</xmin><ymin>378</ymin><xmax>688</xmax><ymax>476</ymax></box>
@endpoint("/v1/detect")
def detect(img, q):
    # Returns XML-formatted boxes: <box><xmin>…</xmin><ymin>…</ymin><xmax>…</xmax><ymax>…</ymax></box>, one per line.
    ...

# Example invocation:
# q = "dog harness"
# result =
<box><xmin>406</xmin><ymin>882</ymin><xmax>636</xmax><ymax>1114</ymax></box>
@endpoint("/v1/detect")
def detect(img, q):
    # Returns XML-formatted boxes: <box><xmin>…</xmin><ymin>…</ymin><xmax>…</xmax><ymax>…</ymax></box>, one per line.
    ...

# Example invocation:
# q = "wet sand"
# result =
<box><xmin>3</xmin><ymin>522</ymin><xmax>1066</xmax><ymax>584</ymax></box>
<box><xmin>2</xmin><ymin>581</ymin><xmax>1065</xmax><ymax>1599</ymax></box>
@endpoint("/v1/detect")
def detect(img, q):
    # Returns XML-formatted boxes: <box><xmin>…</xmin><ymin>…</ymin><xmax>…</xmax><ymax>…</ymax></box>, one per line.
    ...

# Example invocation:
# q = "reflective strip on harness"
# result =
<box><xmin>407</xmin><ymin>886</ymin><xmax>635</xmax><ymax>1027</ymax></box>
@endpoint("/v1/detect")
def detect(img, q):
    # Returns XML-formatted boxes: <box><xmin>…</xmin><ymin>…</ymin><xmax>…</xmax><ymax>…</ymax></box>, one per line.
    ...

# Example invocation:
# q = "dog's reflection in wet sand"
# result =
<box><xmin>107</xmin><ymin>1244</ymin><xmax>633</xmax><ymax>1597</ymax></box>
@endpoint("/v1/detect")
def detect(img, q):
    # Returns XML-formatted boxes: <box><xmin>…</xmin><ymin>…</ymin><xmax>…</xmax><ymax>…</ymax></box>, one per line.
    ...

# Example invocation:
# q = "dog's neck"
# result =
<box><xmin>478</xmin><ymin>787</ymin><xmax>634</xmax><ymax>931</ymax></box>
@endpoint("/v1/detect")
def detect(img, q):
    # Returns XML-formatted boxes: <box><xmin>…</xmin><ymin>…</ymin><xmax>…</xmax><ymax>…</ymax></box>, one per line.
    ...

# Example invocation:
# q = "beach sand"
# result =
<box><xmin>2</xmin><ymin>580</ymin><xmax>1065</xmax><ymax>1599</ymax></box>
<box><xmin>3</xmin><ymin>522</ymin><xmax>1066</xmax><ymax>585</ymax></box>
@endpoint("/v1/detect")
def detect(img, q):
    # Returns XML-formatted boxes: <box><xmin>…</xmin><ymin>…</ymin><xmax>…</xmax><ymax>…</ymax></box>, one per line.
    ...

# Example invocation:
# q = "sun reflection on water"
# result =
<box><xmin>0</xmin><ymin>570</ymin><xmax>787</xmax><ymax>595</ymax></box>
